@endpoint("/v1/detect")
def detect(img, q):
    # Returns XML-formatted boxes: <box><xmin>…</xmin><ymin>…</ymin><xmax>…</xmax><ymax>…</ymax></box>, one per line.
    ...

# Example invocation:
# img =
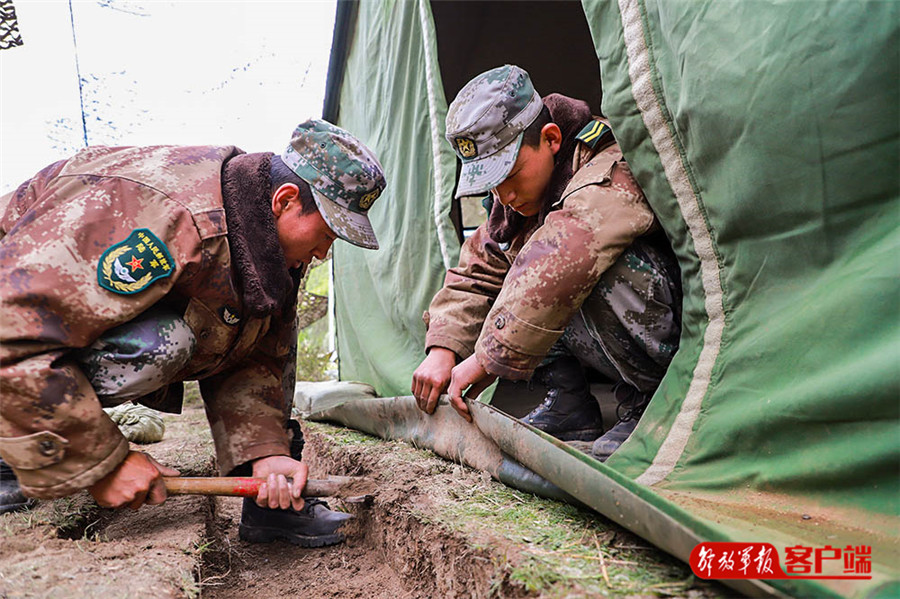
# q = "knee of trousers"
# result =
<box><xmin>574</xmin><ymin>242</ymin><xmax>682</xmax><ymax>389</ymax></box>
<box><xmin>76</xmin><ymin>308</ymin><xmax>197</xmax><ymax>401</ymax></box>
<box><xmin>585</xmin><ymin>242</ymin><xmax>681</xmax><ymax>340</ymax></box>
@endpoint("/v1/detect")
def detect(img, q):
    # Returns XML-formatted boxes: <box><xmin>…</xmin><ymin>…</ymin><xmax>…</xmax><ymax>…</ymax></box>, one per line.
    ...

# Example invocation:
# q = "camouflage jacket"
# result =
<box><xmin>425</xmin><ymin>122</ymin><xmax>657</xmax><ymax>380</ymax></box>
<box><xmin>0</xmin><ymin>146</ymin><xmax>295</xmax><ymax>499</ymax></box>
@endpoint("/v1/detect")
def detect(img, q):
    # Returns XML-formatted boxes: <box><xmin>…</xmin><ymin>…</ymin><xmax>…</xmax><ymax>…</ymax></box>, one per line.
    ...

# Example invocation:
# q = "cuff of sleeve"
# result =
<box><xmin>492</xmin><ymin>306</ymin><xmax>563</xmax><ymax>351</ymax></box>
<box><xmin>15</xmin><ymin>434</ymin><xmax>130</xmax><ymax>500</ymax></box>
<box><xmin>474</xmin><ymin>308</ymin><xmax>563</xmax><ymax>380</ymax></box>
<box><xmin>424</xmin><ymin>334</ymin><xmax>472</xmax><ymax>361</ymax></box>
<box><xmin>475</xmin><ymin>336</ymin><xmax>543</xmax><ymax>380</ymax></box>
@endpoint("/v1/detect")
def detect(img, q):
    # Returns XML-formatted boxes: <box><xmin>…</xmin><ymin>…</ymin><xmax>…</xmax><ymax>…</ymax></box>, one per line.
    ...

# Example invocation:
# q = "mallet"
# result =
<box><xmin>163</xmin><ymin>475</ymin><xmax>373</xmax><ymax>504</ymax></box>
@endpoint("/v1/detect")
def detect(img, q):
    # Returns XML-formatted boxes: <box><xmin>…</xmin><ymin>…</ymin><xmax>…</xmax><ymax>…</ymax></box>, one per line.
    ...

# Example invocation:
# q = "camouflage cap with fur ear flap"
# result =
<box><xmin>445</xmin><ymin>65</ymin><xmax>543</xmax><ymax>198</ymax></box>
<box><xmin>281</xmin><ymin>119</ymin><xmax>386</xmax><ymax>250</ymax></box>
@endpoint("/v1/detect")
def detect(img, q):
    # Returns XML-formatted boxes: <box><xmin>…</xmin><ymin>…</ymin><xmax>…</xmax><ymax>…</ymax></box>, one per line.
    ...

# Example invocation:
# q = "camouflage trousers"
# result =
<box><xmin>75</xmin><ymin>308</ymin><xmax>304</xmax><ymax>459</ymax></box>
<box><xmin>75</xmin><ymin>308</ymin><xmax>196</xmax><ymax>407</ymax></box>
<box><xmin>548</xmin><ymin>237</ymin><xmax>682</xmax><ymax>394</ymax></box>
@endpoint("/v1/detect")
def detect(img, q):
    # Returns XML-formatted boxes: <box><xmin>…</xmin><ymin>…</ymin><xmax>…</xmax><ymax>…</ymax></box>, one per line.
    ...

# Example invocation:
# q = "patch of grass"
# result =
<box><xmin>181</xmin><ymin>568</ymin><xmax>202</xmax><ymax>599</ymax></box>
<box><xmin>0</xmin><ymin>493</ymin><xmax>101</xmax><ymax>540</ymax></box>
<box><xmin>0</xmin><ymin>508</ymin><xmax>37</xmax><ymax>536</ymax></box>
<box><xmin>183</xmin><ymin>380</ymin><xmax>202</xmax><ymax>407</ymax></box>
<box><xmin>509</xmin><ymin>554</ymin><xmax>565</xmax><ymax>592</ymax></box>
<box><xmin>434</xmin><ymin>480</ymin><xmax>704</xmax><ymax>597</ymax></box>
<box><xmin>187</xmin><ymin>539</ymin><xmax>214</xmax><ymax>556</ymax></box>
<box><xmin>47</xmin><ymin>494</ymin><xmax>102</xmax><ymax>540</ymax></box>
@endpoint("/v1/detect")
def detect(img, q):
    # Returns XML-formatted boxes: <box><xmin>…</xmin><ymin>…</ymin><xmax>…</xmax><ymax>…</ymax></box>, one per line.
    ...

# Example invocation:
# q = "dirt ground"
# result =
<box><xmin>0</xmin><ymin>403</ymin><xmax>726</xmax><ymax>599</ymax></box>
<box><xmin>200</xmin><ymin>433</ymin><xmax>536</xmax><ymax>599</ymax></box>
<box><xmin>0</xmin><ymin>405</ymin><xmax>214</xmax><ymax>599</ymax></box>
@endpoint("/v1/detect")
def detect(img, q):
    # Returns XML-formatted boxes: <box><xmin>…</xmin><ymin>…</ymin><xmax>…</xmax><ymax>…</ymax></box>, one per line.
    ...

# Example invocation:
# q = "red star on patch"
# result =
<box><xmin>126</xmin><ymin>256</ymin><xmax>144</xmax><ymax>271</ymax></box>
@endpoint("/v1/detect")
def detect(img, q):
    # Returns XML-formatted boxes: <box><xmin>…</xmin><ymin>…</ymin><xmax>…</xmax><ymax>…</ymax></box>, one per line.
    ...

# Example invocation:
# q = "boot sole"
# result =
<box><xmin>591</xmin><ymin>448</ymin><xmax>615</xmax><ymax>462</ymax></box>
<box><xmin>238</xmin><ymin>524</ymin><xmax>344</xmax><ymax>548</ymax></box>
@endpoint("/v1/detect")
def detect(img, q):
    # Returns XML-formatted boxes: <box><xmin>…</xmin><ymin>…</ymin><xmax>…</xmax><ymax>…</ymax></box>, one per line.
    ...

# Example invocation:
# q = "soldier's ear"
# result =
<box><xmin>271</xmin><ymin>183</ymin><xmax>300</xmax><ymax>217</ymax></box>
<box><xmin>542</xmin><ymin>123</ymin><xmax>563</xmax><ymax>155</ymax></box>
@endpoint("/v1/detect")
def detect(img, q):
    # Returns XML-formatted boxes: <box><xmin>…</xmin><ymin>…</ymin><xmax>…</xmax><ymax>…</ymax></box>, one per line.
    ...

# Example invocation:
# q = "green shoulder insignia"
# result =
<box><xmin>98</xmin><ymin>228</ymin><xmax>175</xmax><ymax>295</ymax></box>
<box><xmin>575</xmin><ymin>120</ymin><xmax>613</xmax><ymax>149</ymax></box>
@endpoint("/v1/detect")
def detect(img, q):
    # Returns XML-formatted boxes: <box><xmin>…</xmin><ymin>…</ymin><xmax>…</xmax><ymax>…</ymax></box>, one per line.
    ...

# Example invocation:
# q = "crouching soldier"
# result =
<box><xmin>0</xmin><ymin>120</ymin><xmax>385</xmax><ymax>547</ymax></box>
<box><xmin>412</xmin><ymin>65</ymin><xmax>682</xmax><ymax>460</ymax></box>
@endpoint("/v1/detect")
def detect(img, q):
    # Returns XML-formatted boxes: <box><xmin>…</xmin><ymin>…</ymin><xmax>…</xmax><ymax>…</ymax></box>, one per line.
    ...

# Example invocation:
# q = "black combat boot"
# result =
<box><xmin>0</xmin><ymin>457</ymin><xmax>35</xmax><ymax>515</ymax></box>
<box><xmin>522</xmin><ymin>357</ymin><xmax>604</xmax><ymax>442</ymax></box>
<box><xmin>238</xmin><ymin>418</ymin><xmax>352</xmax><ymax>547</ymax></box>
<box><xmin>239</xmin><ymin>497</ymin><xmax>354</xmax><ymax>547</ymax></box>
<box><xmin>591</xmin><ymin>383</ymin><xmax>651</xmax><ymax>461</ymax></box>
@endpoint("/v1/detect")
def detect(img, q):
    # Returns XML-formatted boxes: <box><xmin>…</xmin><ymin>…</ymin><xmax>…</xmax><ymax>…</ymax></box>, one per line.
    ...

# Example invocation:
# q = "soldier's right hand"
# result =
<box><xmin>88</xmin><ymin>450</ymin><xmax>180</xmax><ymax>509</ymax></box>
<box><xmin>412</xmin><ymin>347</ymin><xmax>458</xmax><ymax>414</ymax></box>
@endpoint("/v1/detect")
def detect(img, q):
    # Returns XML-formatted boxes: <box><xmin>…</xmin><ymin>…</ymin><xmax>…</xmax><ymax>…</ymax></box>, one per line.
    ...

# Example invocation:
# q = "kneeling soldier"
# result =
<box><xmin>412</xmin><ymin>66</ymin><xmax>681</xmax><ymax>460</ymax></box>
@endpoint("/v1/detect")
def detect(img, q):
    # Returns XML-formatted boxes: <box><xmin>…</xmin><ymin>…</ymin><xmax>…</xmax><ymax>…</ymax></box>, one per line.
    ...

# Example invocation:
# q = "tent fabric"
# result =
<box><xmin>332</xmin><ymin>0</ymin><xmax>459</xmax><ymax>397</ymax></box>
<box><xmin>299</xmin><ymin>390</ymin><xmax>579</xmax><ymax>505</ymax></box>
<box><xmin>579</xmin><ymin>0</ymin><xmax>899</xmax><ymax>593</ymax></box>
<box><xmin>327</xmin><ymin>0</ymin><xmax>899</xmax><ymax>594</ymax></box>
<box><xmin>582</xmin><ymin>0</ymin><xmax>899</xmax><ymax>512</ymax></box>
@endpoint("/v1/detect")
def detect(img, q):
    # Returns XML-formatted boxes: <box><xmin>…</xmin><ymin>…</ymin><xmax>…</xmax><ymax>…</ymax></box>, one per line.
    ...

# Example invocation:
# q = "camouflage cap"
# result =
<box><xmin>445</xmin><ymin>65</ymin><xmax>543</xmax><ymax>198</ymax></box>
<box><xmin>281</xmin><ymin>119</ymin><xmax>386</xmax><ymax>250</ymax></box>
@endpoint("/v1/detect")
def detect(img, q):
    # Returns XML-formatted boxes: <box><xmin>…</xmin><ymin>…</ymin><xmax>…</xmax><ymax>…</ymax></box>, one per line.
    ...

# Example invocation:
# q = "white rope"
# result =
<box><xmin>417</xmin><ymin>0</ymin><xmax>454</xmax><ymax>270</ymax></box>
<box><xmin>614</xmin><ymin>0</ymin><xmax>727</xmax><ymax>487</ymax></box>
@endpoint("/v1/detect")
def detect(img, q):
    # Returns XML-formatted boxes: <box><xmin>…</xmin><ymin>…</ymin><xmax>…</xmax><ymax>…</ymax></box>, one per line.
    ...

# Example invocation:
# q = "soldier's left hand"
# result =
<box><xmin>447</xmin><ymin>355</ymin><xmax>497</xmax><ymax>423</ymax></box>
<box><xmin>252</xmin><ymin>455</ymin><xmax>308</xmax><ymax>511</ymax></box>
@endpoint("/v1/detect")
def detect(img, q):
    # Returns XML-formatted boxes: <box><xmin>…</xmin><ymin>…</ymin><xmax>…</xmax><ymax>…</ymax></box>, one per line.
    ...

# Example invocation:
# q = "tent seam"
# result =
<box><xmin>615</xmin><ymin>0</ymin><xmax>727</xmax><ymax>487</ymax></box>
<box><xmin>416</xmin><ymin>0</ymin><xmax>454</xmax><ymax>271</ymax></box>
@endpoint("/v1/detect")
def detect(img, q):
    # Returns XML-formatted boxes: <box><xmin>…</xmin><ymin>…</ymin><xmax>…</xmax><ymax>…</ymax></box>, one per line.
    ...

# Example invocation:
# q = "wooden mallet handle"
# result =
<box><xmin>163</xmin><ymin>475</ymin><xmax>365</xmax><ymax>498</ymax></box>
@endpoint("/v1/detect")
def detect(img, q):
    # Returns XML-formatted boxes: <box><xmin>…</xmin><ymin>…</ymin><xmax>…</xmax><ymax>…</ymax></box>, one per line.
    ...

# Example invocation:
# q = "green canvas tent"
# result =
<box><xmin>318</xmin><ymin>1</ymin><xmax>899</xmax><ymax>596</ymax></box>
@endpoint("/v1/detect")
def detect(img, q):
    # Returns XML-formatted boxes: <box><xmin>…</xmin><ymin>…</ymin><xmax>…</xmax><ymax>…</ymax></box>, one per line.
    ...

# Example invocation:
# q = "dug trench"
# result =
<box><xmin>199</xmin><ymin>421</ymin><xmax>724</xmax><ymax>598</ymax></box>
<box><xmin>198</xmin><ymin>427</ymin><xmax>533</xmax><ymax>599</ymax></box>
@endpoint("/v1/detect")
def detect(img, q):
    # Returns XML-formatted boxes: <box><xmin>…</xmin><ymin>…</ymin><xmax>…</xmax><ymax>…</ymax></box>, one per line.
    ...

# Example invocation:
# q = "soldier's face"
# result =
<box><xmin>272</xmin><ymin>187</ymin><xmax>337</xmax><ymax>268</ymax></box>
<box><xmin>490</xmin><ymin>126</ymin><xmax>560</xmax><ymax>217</ymax></box>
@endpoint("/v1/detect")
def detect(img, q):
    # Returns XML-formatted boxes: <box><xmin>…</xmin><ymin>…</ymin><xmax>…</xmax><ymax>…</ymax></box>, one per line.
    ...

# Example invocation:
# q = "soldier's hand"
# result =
<box><xmin>252</xmin><ymin>455</ymin><xmax>308</xmax><ymax>511</ymax></box>
<box><xmin>412</xmin><ymin>347</ymin><xmax>457</xmax><ymax>415</ymax></box>
<box><xmin>88</xmin><ymin>450</ymin><xmax>180</xmax><ymax>509</ymax></box>
<box><xmin>447</xmin><ymin>355</ymin><xmax>497</xmax><ymax>423</ymax></box>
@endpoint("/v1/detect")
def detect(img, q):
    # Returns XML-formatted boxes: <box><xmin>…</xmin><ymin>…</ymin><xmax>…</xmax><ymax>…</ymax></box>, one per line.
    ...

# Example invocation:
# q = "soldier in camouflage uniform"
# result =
<box><xmin>412</xmin><ymin>65</ymin><xmax>681</xmax><ymax>460</ymax></box>
<box><xmin>0</xmin><ymin>120</ymin><xmax>385</xmax><ymax>547</ymax></box>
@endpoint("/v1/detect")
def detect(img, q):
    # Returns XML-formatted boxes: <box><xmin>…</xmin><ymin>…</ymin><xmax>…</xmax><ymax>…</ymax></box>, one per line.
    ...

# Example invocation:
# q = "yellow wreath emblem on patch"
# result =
<box><xmin>359</xmin><ymin>190</ymin><xmax>380</xmax><ymax>210</ymax></box>
<box><xmin>101</xmin><ymin>245</ymin><xmax>153</xmax><ymax>293</ymax></box>
<box><xmin>456</xmin><ymin>137</ymin><xmax>477</xmax><ymax>159</ymax></box>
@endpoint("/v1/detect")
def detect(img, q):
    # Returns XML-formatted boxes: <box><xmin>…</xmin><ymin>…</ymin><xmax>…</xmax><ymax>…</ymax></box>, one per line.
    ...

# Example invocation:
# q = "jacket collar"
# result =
<box><xmin>221</xmin><ymin>152</ymin><xmax>302</xmax><ymax>318</ymax></box>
